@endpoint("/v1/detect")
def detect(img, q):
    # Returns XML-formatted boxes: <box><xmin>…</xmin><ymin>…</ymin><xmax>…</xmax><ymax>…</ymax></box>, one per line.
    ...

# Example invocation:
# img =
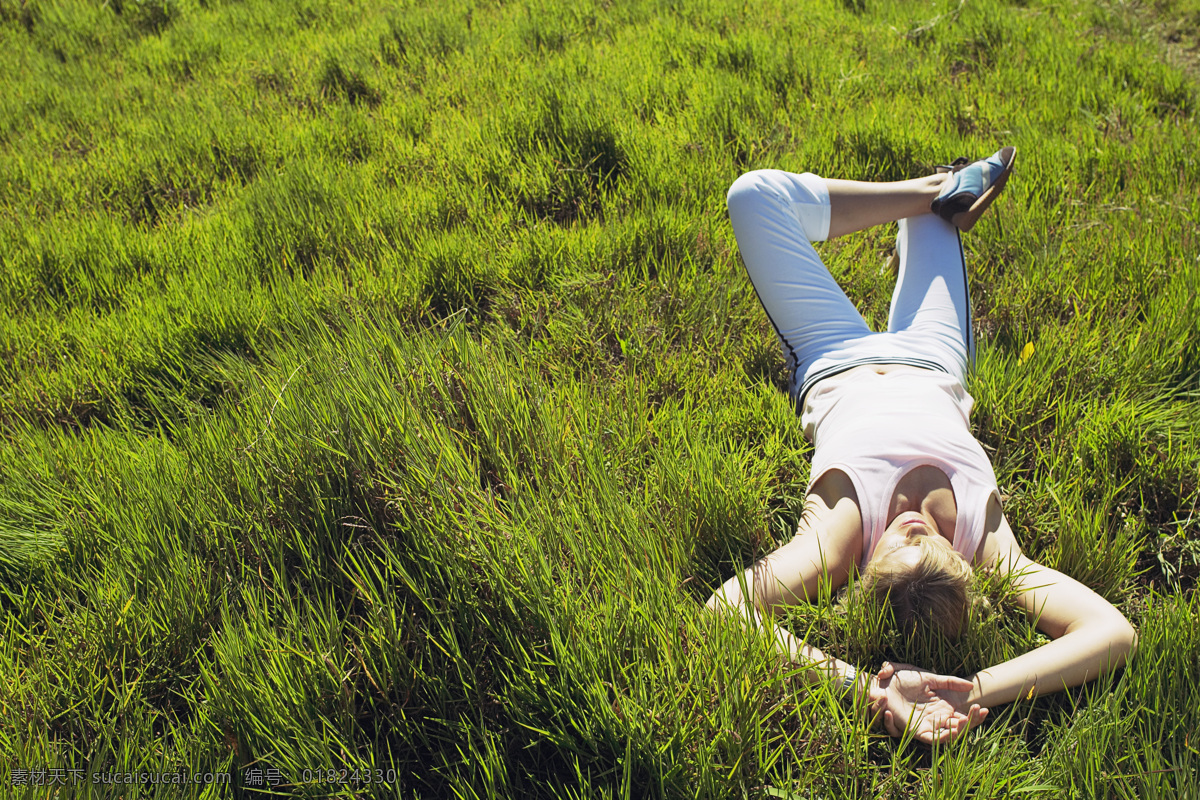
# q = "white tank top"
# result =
<box><xmin>800</xmin><ymin>367</ymin><xmax>999</xmax><ymax>569</ymax></box>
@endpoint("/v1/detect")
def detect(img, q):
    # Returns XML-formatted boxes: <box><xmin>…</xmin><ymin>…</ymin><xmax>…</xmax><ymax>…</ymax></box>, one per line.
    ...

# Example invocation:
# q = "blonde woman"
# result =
<box><xmin>706</xmin><ymin>149</ymin><xmax>1138</xmax><ymax>743</ymax></box>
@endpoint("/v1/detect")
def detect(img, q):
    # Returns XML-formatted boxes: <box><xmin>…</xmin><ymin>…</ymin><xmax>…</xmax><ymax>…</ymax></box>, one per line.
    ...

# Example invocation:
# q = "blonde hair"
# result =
<box><xmin>859</xmin><ymin>537</ymin><xmax>976</xmax><ymax>639</ymax></box>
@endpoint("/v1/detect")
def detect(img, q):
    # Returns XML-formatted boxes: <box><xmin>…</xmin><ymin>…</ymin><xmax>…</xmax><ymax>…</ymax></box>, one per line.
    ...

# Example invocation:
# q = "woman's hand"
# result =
<box><xmin>863</xmin><ymin>672</ymin><xmax>890</xmax><ymax>721</ymax></box>
<box><xmin>874</xmin><ymin>662</ymin><xmax>988</xmax><ymax>744</ymax></box>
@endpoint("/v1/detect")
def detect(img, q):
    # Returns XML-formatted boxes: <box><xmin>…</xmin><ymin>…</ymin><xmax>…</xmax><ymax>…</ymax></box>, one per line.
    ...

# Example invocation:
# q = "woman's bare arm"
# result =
<box><xmin>705</xmin><ymin>475</ymin><xmax>867</xmax><ymax>692</ymax></box>
<box><xmin>964</xmin><ymin>516</ymin><xmax>1138</xmax><ymax>708</ymax></box>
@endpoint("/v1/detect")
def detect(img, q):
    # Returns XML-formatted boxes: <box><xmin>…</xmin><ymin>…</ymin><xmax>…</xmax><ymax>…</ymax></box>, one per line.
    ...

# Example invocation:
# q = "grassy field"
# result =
<box><xmin>2</xmin><ymin>0</ymin><xmax>1200</xmax><ymax>795</ymax></box>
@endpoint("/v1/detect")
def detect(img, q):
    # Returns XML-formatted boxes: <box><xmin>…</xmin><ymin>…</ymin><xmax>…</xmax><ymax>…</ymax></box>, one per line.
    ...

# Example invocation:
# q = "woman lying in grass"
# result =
<box><xmin>706</xmin><ymin>149</ymin><xmax>1138</xmax><ymax>743</ymax></box>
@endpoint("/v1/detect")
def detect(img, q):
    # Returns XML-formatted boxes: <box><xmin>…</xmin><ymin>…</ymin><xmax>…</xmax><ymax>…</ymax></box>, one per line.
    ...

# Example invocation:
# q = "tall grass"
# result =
<box><xmin>2</xmin><ymin>0</ymin><xmax>1200</xmax><ymax>795</ymax></box>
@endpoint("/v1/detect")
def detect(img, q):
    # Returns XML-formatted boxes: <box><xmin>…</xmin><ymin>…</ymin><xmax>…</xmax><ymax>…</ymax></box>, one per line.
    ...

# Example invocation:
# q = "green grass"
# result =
<box><xmin>2</xmin><ymin>0</ymin><xmax>1200</xmax><ymax>795</ymax></box>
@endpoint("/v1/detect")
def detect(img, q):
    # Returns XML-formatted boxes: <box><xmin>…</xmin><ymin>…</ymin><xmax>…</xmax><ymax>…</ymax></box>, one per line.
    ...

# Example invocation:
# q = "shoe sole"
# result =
<box><xmin>950</xmin><ymin>146</ymin><xmax>1016</xmax><ymax>233</ymax></box>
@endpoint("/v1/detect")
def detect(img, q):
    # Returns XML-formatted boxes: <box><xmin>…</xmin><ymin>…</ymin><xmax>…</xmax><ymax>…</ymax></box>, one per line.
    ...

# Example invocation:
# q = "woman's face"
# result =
<box><xmin>869</xmin><ymin>510</ymin><xmax>955</xmax><ymax>569</ymax></box>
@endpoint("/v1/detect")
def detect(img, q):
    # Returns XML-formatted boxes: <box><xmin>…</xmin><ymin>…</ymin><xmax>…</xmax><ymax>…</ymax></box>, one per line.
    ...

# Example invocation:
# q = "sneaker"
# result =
<box><xmin>930</xmin><ymin>146</ymin><xmax>1016</xmax><ymax>232</ymax></box>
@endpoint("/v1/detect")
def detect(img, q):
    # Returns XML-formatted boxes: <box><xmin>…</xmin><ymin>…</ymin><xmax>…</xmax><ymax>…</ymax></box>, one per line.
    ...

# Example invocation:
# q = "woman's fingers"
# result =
<box><xmin>939</xmin><ymin>705</ymin><xmax>985</xmax><ymax>743</ymax></box>
<box><xmin>897</xmin><ymin>704</ymin><xmax>986</xmax><ymax>747</ymax></box>
<box><xmin>929</xmin><ymin>719</ymin><xmax>960</xmax><ymax>746</ymax></box>
<box><xmin>924</xmin><ymin>721</ymin><xmax>952</xmax><ymax>746</ymax></box>
<box><xmin>877</xmin><ymin>661</ymin><xmax>896</xmax><ymax>681</ymax></box>
<box><xmin>865</xmin><ymin>692</ymin><xmax>886</xmax><ymax>724</ymax></box>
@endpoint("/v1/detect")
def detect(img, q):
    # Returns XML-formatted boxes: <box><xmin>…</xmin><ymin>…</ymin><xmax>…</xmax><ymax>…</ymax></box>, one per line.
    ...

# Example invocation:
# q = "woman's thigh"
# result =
<box><xmin>726</xmin><ymin>169</ymin><xmax>872</xmax><ymax>383</ymax></box>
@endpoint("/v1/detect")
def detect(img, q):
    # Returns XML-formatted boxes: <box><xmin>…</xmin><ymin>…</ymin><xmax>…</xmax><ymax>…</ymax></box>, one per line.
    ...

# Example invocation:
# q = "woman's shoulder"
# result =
<box><xmin>809</xmin><ymin>466</ymin><xmax>858</xmax><ymax>500</ymax></box>
<box><xmin>802</xmin><ymin>468</ymin><xmax>865</xmax><ymax>557</ymax></box>
<box><xmin>971</xmin><ymin>492</ymin><xmax>1009</xmax><ymax>565</ymax></box>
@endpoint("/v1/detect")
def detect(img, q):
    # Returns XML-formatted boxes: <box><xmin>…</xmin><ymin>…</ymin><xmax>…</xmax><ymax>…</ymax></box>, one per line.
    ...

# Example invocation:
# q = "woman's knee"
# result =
<box><xmin>727</xmin><ymin>169</ymin><xmax>830</xmax><ymax>242</ymax></box>
<box><xmin>726</xmin><ymin>169</ymin><xmax>781</xmax><ymax>214</ymax></box>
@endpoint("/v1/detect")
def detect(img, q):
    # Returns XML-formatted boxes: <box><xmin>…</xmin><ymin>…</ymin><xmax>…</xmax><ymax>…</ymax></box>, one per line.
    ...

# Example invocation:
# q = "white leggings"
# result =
<box><xmin>726</xmin><ymin>169</ymin><xmax>974</xmax><ymax>406</ymax></box>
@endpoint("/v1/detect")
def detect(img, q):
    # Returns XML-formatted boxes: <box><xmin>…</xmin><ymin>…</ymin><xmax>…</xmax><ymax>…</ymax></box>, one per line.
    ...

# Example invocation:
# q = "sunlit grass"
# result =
<box><xmin>2</xmin><ymin>0</ymin><xmax>1199</xmax><ymax>795</ymax></box>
